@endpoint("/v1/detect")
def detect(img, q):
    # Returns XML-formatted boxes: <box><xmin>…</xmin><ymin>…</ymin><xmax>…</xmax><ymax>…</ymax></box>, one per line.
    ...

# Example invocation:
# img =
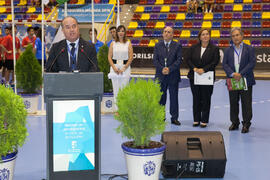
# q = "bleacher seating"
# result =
<box><xmin>125</xmin><ymin>0</ymin><xmax>269</xmax><ymax>48</ymax></box>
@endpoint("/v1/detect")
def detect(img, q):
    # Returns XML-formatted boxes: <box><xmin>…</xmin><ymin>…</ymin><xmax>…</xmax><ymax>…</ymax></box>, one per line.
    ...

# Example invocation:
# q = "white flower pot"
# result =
<box><xmin>20</xmin><ymin>93</ymin><xmax>39</xmax><ymax>114</ymax></box>
<box><xmin>101</xmin><ymin>93</ymin><xmax>116</xmax><ymax>113</ymax></box>
<box><xmin>122</xmin><ymin>142</ymin><xmax>166</xmax><ymax>180</ymax></box>
<box><xmin>0</xmin><ymin>151</ymin><xmax>17</xmax><ymax>180</ymax></box>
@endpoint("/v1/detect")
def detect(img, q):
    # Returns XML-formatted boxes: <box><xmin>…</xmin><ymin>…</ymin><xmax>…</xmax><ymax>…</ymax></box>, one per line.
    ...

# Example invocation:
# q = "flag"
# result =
<box><xmin>50</xmin><ymin>26</ymin><xmax>65</xmax><ymax>49</ymax></box>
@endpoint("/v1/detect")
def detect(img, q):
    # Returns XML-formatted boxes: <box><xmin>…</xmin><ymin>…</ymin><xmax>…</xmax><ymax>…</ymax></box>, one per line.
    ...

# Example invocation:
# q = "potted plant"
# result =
<box><xmin>97</xmin><ymin>44</ymin><xmax>115</xmax><ymax>113</ymax></box>
<box><xmin>0</xmin><ymin>85</ymin><xmax>28</xmax><ymax>180</ymax></box>
<box><xmin>114</xmin><ymin>78</ymin><xmax>166</xmax><ymax>180</ymax></box>
<box><xmin>15</xmin><ymin>44</ymin><xmax>42</xmax><ymax>114</ymax></box>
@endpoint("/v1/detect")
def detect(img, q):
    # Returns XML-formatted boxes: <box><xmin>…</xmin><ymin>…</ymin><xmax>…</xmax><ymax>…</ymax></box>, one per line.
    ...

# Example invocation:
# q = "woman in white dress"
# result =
<box><xmin>108</xmin><ymin>25</ymin><xmax>133</xmax><ymax>104</ymax></box>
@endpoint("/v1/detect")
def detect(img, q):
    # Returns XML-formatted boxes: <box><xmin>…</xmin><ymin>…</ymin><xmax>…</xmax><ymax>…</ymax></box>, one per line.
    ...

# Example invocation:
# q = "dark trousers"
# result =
<box><xmin>190</xmin><ymin>79</ymin><xmax>213</xmax><ymax>123</ymax></box>
<box><xmin>229</xmin><ymin>86</ymin><xmax>253</xmax><ymax>127</ymax></box>
<box><xmin>160</xmin><ymin>80</ymin><xmax>179</xmax><ymax>121</ymax></box>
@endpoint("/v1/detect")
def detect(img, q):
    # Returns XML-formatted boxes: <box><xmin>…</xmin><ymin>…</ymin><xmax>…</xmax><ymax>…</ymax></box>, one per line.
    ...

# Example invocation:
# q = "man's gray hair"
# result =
<box><xmin>230</xmin><ymin>27</ymin><xmax>243</xmax><ymax>36</ymax></box>
<box><xmin>61</xmin><ymin>16</ymin><xmax>78</xmax><ymax>27</ymax></box>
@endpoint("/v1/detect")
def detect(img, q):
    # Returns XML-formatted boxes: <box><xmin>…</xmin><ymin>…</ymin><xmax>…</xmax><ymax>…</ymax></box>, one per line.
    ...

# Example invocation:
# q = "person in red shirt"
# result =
<box><xmin>22</xmin><ymin>26</ymin><xmax>36</xmax><ymax>49</ymax></box>
<box><xmin>0</xmin><ymin>34</ymin><xmax>4</xmax><ymax>84</ymax></box>
<box><xmin>2</xmin><ymin>26</ymin><xmax>21</xmax><ymax>87</ymax></box>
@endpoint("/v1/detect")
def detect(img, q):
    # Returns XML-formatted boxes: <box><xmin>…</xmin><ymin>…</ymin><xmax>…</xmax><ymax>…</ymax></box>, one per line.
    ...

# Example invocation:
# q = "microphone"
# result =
<box><xmin>47</xmin><ymin>48</ymin><xmax>65</xmax><ymax>72</ymax></box>
<box><xmin>80</xmin><ymin>45</ymin><xmax>98</xmax><ymax>71</ymax></box>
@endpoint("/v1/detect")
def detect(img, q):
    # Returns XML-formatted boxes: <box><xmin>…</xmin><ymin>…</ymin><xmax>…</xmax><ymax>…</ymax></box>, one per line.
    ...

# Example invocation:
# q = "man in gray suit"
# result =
<box><xmin>222</xmin><ymin>27</ymin><xmax>256</xmax><ymax>133</ymax></box>
<box><xmin>153</xmin><ymin>26</ymin><xmax>182</xmax><ymax>125</ymax></box>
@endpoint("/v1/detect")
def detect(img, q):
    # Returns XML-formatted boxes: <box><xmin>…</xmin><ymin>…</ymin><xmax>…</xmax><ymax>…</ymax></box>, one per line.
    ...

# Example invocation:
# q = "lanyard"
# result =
<box><xmin>67</xmin><ymin>43</ymin><xmax>77</xmax><ymax>60</ymax></box>
<box><xmin>233</xmin><ymin>46</ymin><xmax>242</xmax><ymax>64</ymax></box>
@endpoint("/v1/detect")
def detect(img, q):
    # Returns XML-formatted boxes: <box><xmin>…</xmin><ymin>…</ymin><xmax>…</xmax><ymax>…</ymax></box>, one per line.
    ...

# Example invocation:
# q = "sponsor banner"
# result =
<box><xmin>58</xmin><ymin>4</ymin><xmax>114</xmax><ymax>23</ymax></box>
<box><xmin>131</xmin><ymin>47</ymin><xmax>270</xmax><ymax>70</ymax></box>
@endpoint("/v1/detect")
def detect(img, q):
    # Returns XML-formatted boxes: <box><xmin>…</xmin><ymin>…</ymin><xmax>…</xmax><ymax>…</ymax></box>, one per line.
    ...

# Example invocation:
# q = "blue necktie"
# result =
<box><xmin>70</xmin><ymin>43</ymin><xmax>76</xmax><ymax>70</ymax></box>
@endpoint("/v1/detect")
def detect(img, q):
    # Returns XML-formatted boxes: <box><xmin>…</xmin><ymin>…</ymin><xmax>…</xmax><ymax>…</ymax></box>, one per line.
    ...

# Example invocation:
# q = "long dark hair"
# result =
<box><xmin>115</xmin><ymin>25</ymin><xmax>127</xmax><ymax>43</ymax></box>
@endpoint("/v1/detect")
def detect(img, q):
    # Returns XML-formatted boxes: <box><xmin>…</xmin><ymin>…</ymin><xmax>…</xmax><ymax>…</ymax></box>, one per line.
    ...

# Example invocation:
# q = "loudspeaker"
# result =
<box><xmin>161</xmin><ymin>131</ymin><xmax>226</xmax><ymax>178</ymax></box>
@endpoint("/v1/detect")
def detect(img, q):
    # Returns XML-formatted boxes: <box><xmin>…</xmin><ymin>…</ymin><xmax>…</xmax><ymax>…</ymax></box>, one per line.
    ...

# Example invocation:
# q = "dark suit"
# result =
<box><xmin>46</xmin><ymin>38</ymin><xmax>99</xmax><ymax>72</ymax></box>
<box><xmin>153</xmin><ymin>40</ymin><xmax>182</xmax><ymax>121</ymax></box>
<box><xmin>222</xmin><ymin>43</ymin><xmax>256</xmax><ymax>127</ymax></box>
<box><xmin>186</xmin><ymin>42</ymin><xmax>220</xmax><ymax>123</ymax></box>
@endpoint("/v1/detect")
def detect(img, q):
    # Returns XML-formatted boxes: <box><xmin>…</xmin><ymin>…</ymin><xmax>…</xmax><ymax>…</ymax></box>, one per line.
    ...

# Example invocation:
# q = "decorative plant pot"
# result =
<box><xmin>101</xmin><ymin>93</ymin><xmax>116</xmax><ymax>114</ymax></box>
<box><xmin>122</xmin><ymin>143</ymin><xmax>166</xmax><ymax>180</ymax></box>
<box><xmin>0</xmin><ymin>151</ymin><xmax>17</xmax><ymax>180</ymax></box>
<box><xmin>20</xmin><ymin>93</ymin><xmax>39</xmax><ymax>114</ymax></box>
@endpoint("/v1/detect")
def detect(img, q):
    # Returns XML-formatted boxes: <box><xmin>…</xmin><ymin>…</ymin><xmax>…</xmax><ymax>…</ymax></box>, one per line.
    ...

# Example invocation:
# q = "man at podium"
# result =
<box><xmin>46</xmin><ymin>16</ymin><xmax>99</xmax><ymax>72</ymax></box>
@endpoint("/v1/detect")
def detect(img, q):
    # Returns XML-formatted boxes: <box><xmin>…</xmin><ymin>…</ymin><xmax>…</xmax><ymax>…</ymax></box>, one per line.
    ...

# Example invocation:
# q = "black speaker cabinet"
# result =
<box><xmin>161</xmin><ymin>131</ymin><xmax>226</xmax><ymax>178</ymax></box>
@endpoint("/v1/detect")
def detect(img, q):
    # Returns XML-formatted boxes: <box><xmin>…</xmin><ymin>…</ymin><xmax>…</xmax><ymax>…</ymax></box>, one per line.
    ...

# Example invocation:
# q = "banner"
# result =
<box><xmin>53</xmin><ymin>100</ymin><xmax>95</xmax><ymax>172</ymax></box>
<box><xmin>58</xmin><ymin>4</ymin><xmax>114</xmax><ymax>23</ymax></box>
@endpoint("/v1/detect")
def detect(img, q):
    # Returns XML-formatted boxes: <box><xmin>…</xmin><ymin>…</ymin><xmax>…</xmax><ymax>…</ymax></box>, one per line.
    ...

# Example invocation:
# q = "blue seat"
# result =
<box><xmin>213</xmin><ymin>13</ymin><xmax>222</xmax><ymax>20</ymax></box>
<box><xmin>15</xmin><ymin>14</ymin><xmax>22</xmax><ymax>20</ymax></box>
<box><xmin>191</xmin><ymin>30</ymin><xmax>199</xmax><ymax>37</ymax></box>
<box><xmin>252</xmin><ymin>12</ymin><xmax>261</xmax><ymax>19</ymax></box>
<box><xmin>158</xmin><ymin>14</ymin><xmax>167</xmax><ymax>20</ymax></box>
<box><xmin>252</xmin><ymin>21</ymin><xmax>261</xmax><ymax>28</ymax></box>
<box><xmin>138</xmin><ymin>22</ymin><xmax>146</xmax><ymax>28</ymax></box>
<box><xmin>144</xmin><ymin>6</ymin><xmax>152</xmax><ymax>13</ymax></box>
<box><xmin>186</xmin><ymin>13</ymin><xmax>194</xmax><ymax>20</ymax></box>
<box><xmin>212</xmin><ymin>22</ymin><xmax>221</xmax><ymax>28</ymax></box>
<box><xmin>14</xmin><ymin>7</ymin><xmax>21</xmax><ymax>13</ymax></box>
<box><xmin>153</xmin><ymin>30</ymin><xmax>162</xmax><ymax>37</ymax></box>
<box><xmin>234</xmin><ymin>0</ymin><xmax>243</xmax><ymax>2</ymax></box>
<box><xmin>0</xmin><ymin>14</ymin><xmax>7</xmax><ymax>20</ymax></box>
<box><xmin>243</xmin><ymin>4</ymin><xmax>252</xmax><ymax>11</ymax></box>
<box><xmin>174</xmin><ymin>22</ymin><xmax>183</xmax><ymax>28</ymax></box>
<box><xmin>262</xmin><ymin>30</ymin><xmax>270</xmax><ymax>37</ymax></box>
<box><xmin>35</xmin><ymin>7</ymin><xmax>42</xmax><ymax>13</ymax></box>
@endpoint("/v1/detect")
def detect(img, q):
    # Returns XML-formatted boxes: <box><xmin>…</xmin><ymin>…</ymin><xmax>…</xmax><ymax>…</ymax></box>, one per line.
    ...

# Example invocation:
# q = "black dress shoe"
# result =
<box><xmin>200</xmin><ymin>123</ymin><xmax>207</xmax><ymax>128</ymax></box>
<box><xmin>171</xmin><ymin>120</ymin><xmax>181</xmax><ymax>126</ymax></box>
<box><xmin>229</xmin><ymin>124</ymin><xmax>239</xmax><ymax>131</ymax></box>
<box><xmin>193</xmin><ymin>122</ymin><xmax>200</xmax><ymax>127</ymax></box>
<box><xmin>241</xmin><ymin>126</ymin><xmax>249</xmax><ymax>133</ymax></box>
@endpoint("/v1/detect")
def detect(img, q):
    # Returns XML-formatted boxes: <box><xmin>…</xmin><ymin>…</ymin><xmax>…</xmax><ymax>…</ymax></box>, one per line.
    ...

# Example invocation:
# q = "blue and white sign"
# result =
<box><xmin>53</xmin><ymin>100</ymin><xmax>95</xmax><ymax>172</ymax></box>
<box><xmin>58</xmin><ymin>4</ymin><xmax>114</xmax><ymax>23</ymax></box>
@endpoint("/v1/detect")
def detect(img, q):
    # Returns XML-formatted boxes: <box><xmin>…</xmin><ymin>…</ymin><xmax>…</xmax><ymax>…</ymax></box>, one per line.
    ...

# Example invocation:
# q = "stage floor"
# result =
<box><xmin>13</xmin><ymin>79</ymin><xmax>270</xmax><ymax>180</ymax></box>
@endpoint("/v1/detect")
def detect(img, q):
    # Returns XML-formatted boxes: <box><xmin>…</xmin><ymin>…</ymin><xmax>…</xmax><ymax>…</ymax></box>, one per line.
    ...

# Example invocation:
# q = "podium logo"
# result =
<box><xmin>133</xmin><ymin>53</ymin><xmax>153</xmax><ymax>60</ymax></box>
<box><xmin>257</xmin><ymin>53</ymin><xmax>270</xmax><ymax>63</ymax></box>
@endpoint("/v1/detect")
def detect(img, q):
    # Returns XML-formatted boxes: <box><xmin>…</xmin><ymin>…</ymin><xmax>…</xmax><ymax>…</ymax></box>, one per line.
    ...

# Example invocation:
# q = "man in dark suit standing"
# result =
<box><xmin>153</xmin><ymin>26</ymin><xmax>182</xmax><ymax>125</ymax></box>
<box><xmin>223</xmin><ymin>27</ymin><xmax>256</xmax><ymax>133</ymax></box>
<box><xmin>46</xmin><ymin>16</ymin><xmax>98</xmax><ymax>72</ymax></box>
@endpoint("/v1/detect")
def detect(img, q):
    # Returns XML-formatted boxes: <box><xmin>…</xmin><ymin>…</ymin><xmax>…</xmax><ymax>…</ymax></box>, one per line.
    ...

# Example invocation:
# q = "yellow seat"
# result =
<box><xmin>155</xmin><ymin>0</ymin><xmax>164</xmax><ymax>4</ymax></box>
<box><xmin>0</xmin><ymin>0</ymin><xmax>5</xmax><ymax>6</ymax></box>
<box><xmin>109</xmin><ymin>0</ymin><xmax>116</xmax><ymax>3</ymax></box>
<box><xmin>36</xmin><ymin>14</ymin><xmax>45</xmax><ymax>21</ymax></box>
<box><xmin>231</xmin><ymin>21</ymin><xmax>241</xmax><ymax>28</ymax></box>
<box><xmin>225</xmin><ymin>0</ymin><xmax>233</xmax><ymax>3</ymax></box>
<box><xmin>148</xmin><ymin>39</ymin><xmax>158</xmax><ymax>47</ymax></box>
<box><xmin>176</xmin><ymin>13</ymin><xmax>185</xmax><ymax>20</ymax></box>
<box><xmin>135</xmin><ymin>6</ymin><xmax>144</xmax><ymax>13</ymax></box>
<box><xmin>141</xmin><ymin>13</ymin><xmax>150</xmax><ymax>21</ymax></box>
<box><xmin>243</xmin><ymin>0</ymin><xmax>252</xmax><ymax>3</ymax></box>
<box><xmin>233</xmin><ymin>4</ymin><xmax>242</xmax><ymax>11</ymax></box>
<box><xmin>161</xmin><ymin>6</ymin><xmax>170</xmax><ymax>13</ymax></box>
<box><xmin>173</xmin><ymin>39</ymin><xmax>178</xmax><ymax>42</ymax></box>
<box><xmin>180</xmin><ymin>30</ymin><xmax>191</xmax><ymax>38</ymax></box>
<box><xmin>262</xmin><ymin>12</ymin><xmax>270</xmax><ymax>19</ymax></box>
<box><xmin>155</xmin><ymin>21</ymin><xmax>165</xmax><ymax>29</ymax></box>
<box><xmin>243</xmin><ymin>40</ymin><xmax>250</xmax><ymax>45</ymax></box>
<box><xmin>0</xmin><ymin>7</ymin><xmax>6</xmax><ymax>13</ymax></box>
<box><xmin>204</xmin><ymin>13</ymin><xmax>213</xmax><ymax>20</ymax></box>
<box><xmin>133</xmin><ymin>30</ymin><xmax>144</xmax><ymax>38</ymax></box>
<box><xmin>211</xmin><ymin>30</ymin><xmax>220</xmax><ymax>38</ymax></box>
<box><xmin>77</xmin><ymin>0</ymin><xmax>85</xmax><ymax>4</ymax></box>
<box><xmin>18</xmin><ymin>0</ymin><xmax>27</xmax><ymax>6</ymax></box>
<box><xmin>27</xmin><ymin>7</ymin><xmax>36</xmax><ymax>13</ymax></box>
<box><xmin>202</xmin><ymin>21</ymin><xmax>212</xmax><ymax>28</ymax></box>
<box><xmin>6</xmin><ymin>14</ymin><xmax>12</xmax><ymax>21</ymax></box>
<box><xmin>128</xmin><ymin>22</ymin><xmax>138</xmax><ymax>29</ymax></box>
